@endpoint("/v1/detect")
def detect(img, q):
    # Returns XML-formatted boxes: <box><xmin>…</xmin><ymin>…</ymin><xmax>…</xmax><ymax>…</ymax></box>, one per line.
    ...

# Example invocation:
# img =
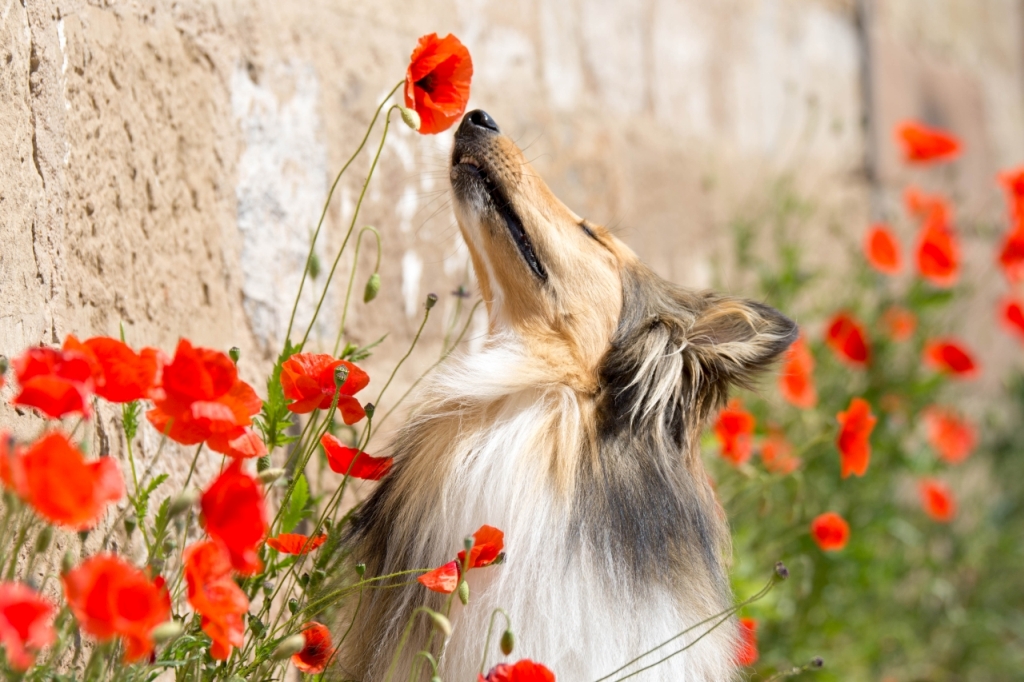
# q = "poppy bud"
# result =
<box><xmin>334</xmin><ymin>364</ymin><xmax>350</xmax><ymax>390</ymax></box>
<box><xmin>123</xmin><ymin>516</ymin><xmax>137</xmax><ymax>536</ymax></box>
<box><xmin>427</xmin><ymin>610</ymin><xmax>452</xmax><ymax>638</ymax></box>
<box><xmin>811</xmin><ymin>657</ymin><xmax>824</xmax><ymax>669</ymax></box>
<box><xmin>430</xmin><ymin>677</ymin><xmax>442</xmax><ymax>682</ymax></box>
<box><xmin>168</xmin><ymin>491</ymin><xmax>198</xmax><ymax>518</ymax></box>
<box><xmin>398</xmin><ymin>105</ymin><xmax>421</xmax><ymax>131</ymax></box>
<box><xmin>257</xmin><ymin>468</ymin><xmax>286</xmax><ymax>484</ymax></box>
<box><xmin>263</xmin><ymin>581</ymin><xmax>275</xmax><ymax>596</ymax></box>
<box><xmin>272</xmin><ymin>633</ymin><xmax>306</xmax><ymax>660</ymax></box>
<box><xmin>229</xmin><ymin>347</ymin><xmax>241</xmax><ymax>364</ymax></box>
<box><xmin>426</xmin><ymin>293</ymin><xmax>439</xmax><ymax>310</ymax></box>
<box><xmin>774</xmin><ymin>561</ymin><xmax>789</xmax><ymax>581</ymax></box>
<box><xmin>299</xmin><ymin>572</ymin><xmax>310</xmax><ymax>588</ymax></box>
<box><xmin>457</xmin><ymin>580</ymin><xmax>469</xmax><ymax>605</ymax></box>
<box><xmin>162</xmin><ymin>537</ymin><xmax>176</xmax><ymax>553</ymax></box>
<box><xmin>355</xmin><ymin>563</ymin><xmax>366</xmax><ymax>577</ymax></box>
<box><xmin>151</xmin><ymin>620</ymin><xmax>184</xmax><ymax>643</ymax></box>
<box><xmin>249</xmin><ymin>615</ymin><xmax>265</xmax><ymax>637</ymax></box>
<box><xmin>500</xmin><ymin>628</ymin><xmax>515</xmax><ymax>655</ymax></box>
<box><xmin>364</xmin><ymin>403</ymin><xmax>375</xmax><ymax>419</ymax></box>
<box><xmin>288</xmin><ymin>598</ymin><xmax>299</xmax><ymax>614</ymax></box>
<box><xmin>78</xmin><ymin>530</ymin><xmax>90</xmax><ymax>544</ymax></box>
<box><xmin>34</xmin><ymin>526</ymin><xmax>53</xmax><ymax>553</ymax></box>
<box><xmin>364</xmin><ymin>272</ymin><xmax>381</xmax><ymax>303</ymax></box>
<box><xmin>307</xmin><ymin>253</ymin><xmax>321</xmax><ymax>280</ymax></box>
<box><xmin>61</xmin><ymin>551</ymin><xmax>75</xmax><ymax>575</ymax></box>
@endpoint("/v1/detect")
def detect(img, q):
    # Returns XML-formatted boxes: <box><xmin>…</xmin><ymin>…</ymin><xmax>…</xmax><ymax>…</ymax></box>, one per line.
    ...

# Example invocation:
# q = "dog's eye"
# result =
<box><xmin>580</xmin><ymin>220</ymin><xmax>599</xmax><ymax>241</ymax></box>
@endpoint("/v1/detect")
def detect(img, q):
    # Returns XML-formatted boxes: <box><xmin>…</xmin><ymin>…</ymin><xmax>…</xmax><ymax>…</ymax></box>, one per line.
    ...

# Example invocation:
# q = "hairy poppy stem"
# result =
<box><xmin>479</xmin><ymin>607</ymin><xmax>512</xmax><ymax>674</ymax></box>
<box><xmin>333</xmin><ymin>225</ymin><xmax>383</xmax><ymax>356</ymax></box>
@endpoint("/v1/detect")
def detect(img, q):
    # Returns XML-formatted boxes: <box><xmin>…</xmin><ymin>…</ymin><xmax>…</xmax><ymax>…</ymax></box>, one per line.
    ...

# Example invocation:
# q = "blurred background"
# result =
<box><xmin>3</xmin><ymin>0</ymin><xmax>1024</xmax><ymax>679</ymax></box>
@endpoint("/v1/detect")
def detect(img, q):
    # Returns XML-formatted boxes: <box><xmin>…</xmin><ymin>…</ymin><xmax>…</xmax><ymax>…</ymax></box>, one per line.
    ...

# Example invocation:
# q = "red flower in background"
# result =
<box><xmin>63</xmin><ymin>555</ymin><xmax>171</xmax><ymax>663</ymax></box>
<box><xmin>321</xmin><ymin>434</ymin><xmax>393</xmax><ymax>480</ymax></box>
<box><xmin>864</xmin><ymin>224</ymin><xmax>902</xmax><ymax>275</ymax></box>
<box><xmin>200</xmin><ymin>459</ymin><xmax>268</xmax><ymax>576</ymax></box>
<box><xmin>837</xmin><ymin>398</ymin><xmax>876</xmax><ymax>478</ymax></box>
<box><xmin>999</xmin><ymin>297</ymin><xmax>1024</xmax><ymax>341</ymax></box>
<box><xmin>811</xmin><ymin>512</ymin><xmax>850</xmax><ymax>551</ymax></box>
<box><xmin>266</xmin><ymin>533</ymin><xmax>328</xmax><ymax>555</ymax></box>
<box><xmin>479</xmin><ymin>660</ymin><xmax>556</xmax><ymax>682</ymax></box>
<box><xmin>778</xmin><ymin>336</ymin><xmax>816</xmax><ymax>408</ymax></box>
<box><xmin>923</xmin><ymin>407</ymin><xmax>976</xmax><ymax>465</ymax></box>
<box><xmin>825</xmin><ymin>312</ymin><xmax>870</xmax><ymax>367</ymax></box>
<box><xmin>146</xmin><ymin>339</ymin><xmax>265</xmax><ymax>459</ymax></box>
<box><xmin>735</xmin><ymin>617</ymin><xmax>759</xmax><ymax>667</ymax></box>
<box><xmin>760</xmin><ymin>433</ymin><xmax>801</xmax><ymax>475</ymax></box>
<box><xmin>881</xmin><ymin>305</ymin><xmax>917</xmax><ymax>342</ymax></box>
<box><xmin>405</xmin><ymin>33</ymin><xmax>473</xmax><ymax>135</ymax></box>
<box><xmin>997</xmin><ymin>227</ymin><xmax>1024</xmax><ymax>282</ymax></box>
<box><xmin>0</xmin><ymin>582</ymin><xmax>55</xmax><ymax>671</ymax></box>
<box><xmin>418</xmin><ymin>524</ymin><xmax>505</xmax><ymax>594</ymax></box>
<box><xmin>292</xmin><ymin>621</ymin><xmax>335</xmax><ymax>674</ymax></box>
<box><xmin>919</xmin><ymin>479</ymin><xmax>957</xmax><ymax>522</ymax></box>
<box><xmin>183</xmin><ymin>541</ymin><xmax>248</xmax><ymax>660</ymax></box>
<box><xmin>905</xmin><ymin>188</ymin><xmax>959</xmax><ymax>287</ymax></box>
<box><xmin>923</xmin><ymin>339</ymin><xmax>978</xmax><ymax>378</ymax></box>
<box><xmin>896</xmin><ymin>121</ymin><xmax>961</xmax><ymax>164</ymax></box>
<box><xmin>714</xmin><ymin>399</ymin><xmax>755</xmax><ymax>465</ymax></box>
<box><xmin>998</xmin><ymin>167</ymin><xmax>1024</xmax><ymax>221</ymax></box>
<box><xmin>63</xmin><ymin>336</ymin><xmax>160</xmax><ymax>403</ymax></box>
<box><xmin>281</xmin><ymin>353</ymin><xmax>369</xmax><ymax>424</ymax></box>
<box><xmin>11</xmin><ymin>345</ymin><xmax>94</xmax><ymax>419</ymax></box>
<box><xmin>2</xmin><ymin>432</ymin><xmax>123</xmax><ymax>529</ymax></box>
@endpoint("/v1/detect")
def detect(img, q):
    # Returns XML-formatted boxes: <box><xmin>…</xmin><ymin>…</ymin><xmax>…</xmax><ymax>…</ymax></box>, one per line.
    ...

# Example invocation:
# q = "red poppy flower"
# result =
<box><xmin>998</xmin><ymin>167</ymin><xmax>1024</xmax><ymax>221</ymax></box>
<box><xmin>919</xmin><ymin>478</ymin><xmax>957</xmax><ymax>522</ymax></box>
<box><xmin>778</xmin><ymin>335</ymin><xmax>816</xmax><ymax>408</ymax></box>
<box><xmin>321</xmin><ymin>434</ymin><xmax>392</xmax><ymax>480</ymax></box>
<box><xmin>998</xmin><ymin>226</ymin><xmax>1024</xmax><ymax>283</ymax></box>
<box><xmin>1000</xmin><ymin>297</ymin><xmax>1024</xmax><ymax>341</ymax></box>
<box><xmin>11</xmin><ymin>345</ymin><xmax>94</xmax><ymax>419</ymax></box>
<box><xmin>292</xmin><ymin>621</ymin><xmax>335</xmax><ymax>674</ymax></box>
<box><xmin>4</xmin><ymin>432</ymin><xmax>123</xmax><ymax>529</ymax></box>
<box><xmin>895</xmin><ymin>121</ymin><xmax>961</xmax><ymax>164</ymax></box>
<box><xmin>825</xmin><ymin>313</ymin><xmax>870</xmax><ymax>367</ymax></box>
<box><xmin>146</xmin><ymin>340</ymin><xmax>264</xmax><ymax>458</ymax></box>
<box><xmin>280</xmin><ymin>353</ymin><xmax>370</xmax><ymax>424</ymax></box>
<box><xmin>405</xmin><ymin>33</ymin><xmax>473</xmax><ymax>135</ymax></box>
<box><xmin>903</xmin><ymin>188</ymin><xmax>960</xmax><ymax>287</ymax></box>
<box><xmin>923</xmin><ymin>339</ymin><xmax>978</xmax><ymax>378</ymax></box>
<box><xmin>837</xmin><ymin>398</ymin><xmax>876</xmax><ymax>479</ymax></box>
<box><xmin>266</xmin><ymin>533</ymin><xmax>328</xmax><ymax>555</ymax></box>
<box><xmin>417</xmin><ymin>560</ymin><xmax>460</xmax><ymax>594</ymax></box>
<box><xmin>881</xmin><ymin>306</ymin><xmax>916</xmax><ymax>342</ymax></box>
<box><xmin>457</xmin><ymin>524</ymin><xmax>505</xmax><ymax>569</ymax></box>
<box><xmin>0</xmin><ymin>582</ymin><xmax>56</xmax><ymax>671</ymax></box>
<box><xmin>760</xmin><ymin>433</ymin><xmax>800</xmax><ymax>475</ymax></box>
<box><xmin>183</xmin><ymin>541</ymin><xmax>248</xmax><ymax>660</ymax></box>
<box><xmin>63</xmin><ymin>336</ymin><xmax>160</xmax><ymax>404</ymax></box>
<box><xmin>810</xmin><ymin>512</ymin><xmax>850</xmax><ymax>551</ymax></box>
<box><xmin>714</xmin><ymin>399</ymin><xmax>755</xmax><ymax>465</ymax></box>
<box><xmin>922</xmin><ymin>407</ymin><xmax>976</xmax><ymax>465</ymax></box>
<box><xmin>479</xmin><ymin>660</ymin><xmax>556</xmax><ymax>682</ymax></box>
<box><xmin>735</xmin><ymin>617</ymin><xmax>759</xmax><ymax>667</ymax></box>
<box><xmin>200</xmin><ymin>459</ymin><xmax>268</xmax><ymax>575</ymax></box>
<box><xmin>864</xmin><ymin>224</ymin><xmax>902</xmax><ymax>275</ymax></box>
<box><xmin>63</xmin><ymin>555</ymin><xmax>171</xmax><ymax>662</ymax></box>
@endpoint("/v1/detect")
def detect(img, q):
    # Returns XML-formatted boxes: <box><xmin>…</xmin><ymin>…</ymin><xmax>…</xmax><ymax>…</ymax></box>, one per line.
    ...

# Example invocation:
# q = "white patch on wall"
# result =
<box><xmin>402</xmin><ymin>250</ymin><xmax>424</xmax><ymax>318</ymax></box>
<box><xmin>396</xmin><ymin>186</ymin><xmax>418</xmax><ymax>234</ymax></box>
<box><xmin>231</xmin><ymin>60</ymin><xmax>330</xmax><ymax>347</ymax></box>
<box><xmin>540</xmin><ymin>2</ymin><xmax>583</xmax><ymax>110</ymax></box>
<box><xmin>651</xmin><ymin>1</ymin><xmax>713</xmax><ymax>136</ymax></box>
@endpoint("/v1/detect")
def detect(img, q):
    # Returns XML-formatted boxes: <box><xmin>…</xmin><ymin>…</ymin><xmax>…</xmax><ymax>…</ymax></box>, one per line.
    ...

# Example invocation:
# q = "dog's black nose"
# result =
<box><xmin>464</xmin><ymin>109</ymin><xmax>500</xmax><ymax>133</ymax></box>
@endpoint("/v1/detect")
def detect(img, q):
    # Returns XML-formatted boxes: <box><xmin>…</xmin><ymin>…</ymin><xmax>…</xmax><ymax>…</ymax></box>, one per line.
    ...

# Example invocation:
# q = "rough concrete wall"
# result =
<box><xmin>1</xmin><ymin>0</ymin><xmax>1022</xmax><ymax>475</ymax></box>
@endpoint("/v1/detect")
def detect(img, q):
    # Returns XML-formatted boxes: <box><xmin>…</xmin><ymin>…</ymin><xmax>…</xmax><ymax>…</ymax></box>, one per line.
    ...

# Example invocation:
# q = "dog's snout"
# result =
<box><xmin>463</xmin><ymin>109</ymin><xmax>500</xmax><ymax>134</ymax></box>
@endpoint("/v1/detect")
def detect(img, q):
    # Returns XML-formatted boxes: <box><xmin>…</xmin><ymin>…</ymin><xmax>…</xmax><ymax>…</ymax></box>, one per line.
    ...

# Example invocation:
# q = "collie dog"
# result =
<box><xmin>343</xmin><ymin>110</ymin><xmax>797</xmax><ymax>681</ymax></box>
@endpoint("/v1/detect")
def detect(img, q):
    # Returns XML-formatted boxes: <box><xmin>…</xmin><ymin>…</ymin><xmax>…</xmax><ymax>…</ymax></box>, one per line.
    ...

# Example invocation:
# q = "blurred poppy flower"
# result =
<box><xmin>0</xmin><ymin>582</ymin><xmax>55</xmax><ymax>671</ymax></box>
<box><xmin>4</xmin><ymin>432</ymin><xmax>123</xmax><ymax>529</ymax></box>
<box><xmin>881</xmin><ymin>306</ymin><xmax>916</xmax><ymax>342</ymax></box>
<box><xmin>919</xmin><ymin>478</ymin><xmax>957</xmax><ymax>522</ymax></box>
<box><xmin>63</xmin><ymin>555</ymin><xmax>171</xmax><ymax>662</ymax></box>
<box><xmin>281</xmin><ymin>353</ymin><xmax>369</xmax><ymax>424</ymax></box>
<box><xmin>997</xmin><ymin>226</ymin><xmax>1024</xmax><ymax>283</ymax></box>
<box><xmin>760</xmin><ymin>433</ymin><xmax>800</xmax><ymax>475</ymax></box>
<box><xmin>904</xmin><ymin>188</ymin><xmax>959</xmax><ymax>287</ymax></box>
<box><xmin>864</xmin><ymin>224</ymin><xmax>902</xmax><ymax>275</ymax></box>
<box><xmin>1000</xmin><ymin>297</ymin><xmax>1024</xmax><ymax>341</ymax></box>
<box><xmin>405</xmin><ymin>33</ymin><xmax>473</xmax><ymax>135</ymax></box>
<box><xmin>714</xmin><ymin>399</ymin><xmax>755</xmax><ymax>465</ymax></box>
<box><xmin>457</xmin><ymin>524</ymin><xmax>504</xmax><ymax>569</ymax></box>
<box><xmin>998</xmin><ymin>167</ymin><xmax>1024</xmax><ymax>221</ymax></box>
<box><xmin>479</xmin><ymin>659</ymin><xmax>556</xmax><ymax>682</ymax></box>
<box><xmin>825</xmin><ymin>312</ymin><xmax>870</xmax><ymax>367</ymax></box>
<box><xmin>837</xmin><ymin>398</ymin><xmax>876</xmax><ymax>478</ymax></box>
<box><xmin>146</xmin><ymin>340</ymin><xmax>265</xmax><ymax>458</ymax></box>
<box><xmin>810</xmin><ymin>512</ymin><xmax>850</xmax><ymax>551</ymax></box>
<box><xmin>292</xmin><ymin>621</ymin><xmax>335</xmax><ymax>674</ymax></box>
<box><xmin>736</xmin><ymin>617</ymin><xmax>759</xmax><ymax>666</ymax></box>
<box><xmin>266</xmin><ymin>533</ymin><xmax>328</xmax><ymax>555</ymax></box>
<box><xmin>63</xmin><ymin>336</ymin><xmax>160</xmax><ymax>403</ymax></box>
<box><xmin>922</xmin><ymin>407</ymin><xmax>976</xmax><ymax>465</ymax></box>
<box><xmin>923</xmin><ymin>339</ymin><xmax>978</xmax><ymax>379</ymax></box>
<box><xmin>417</xmin><ymin>560</ymin><xmax>460</xmax><ymax>594</ymax></box>
<box><xmin>200</xmin><ymin>459</ymin><xmax>268</xmax><ymax>575</ymax></box>
<box><xmin>896</xmin><ymin>121</ymin><xmax>961</xmax><ymax>164</ymax></box>
<box><xmin>778</xmin><ymin>336</ymin><xmax>816</xmax><ymax>408</ymax></box>
<box><xmin>183</xmin><ymin>541</ymin><xmax>247</xmax><ymax>660</ymax></box>
<box><xmin>11</xmin><ymin>345</ymin><xmax>94</xmax><ymax>419</ymax></box>
<box><xmin>320</xmin><ymin>434</ymin><xmax>392</xmax><ymax>480</ymax></box>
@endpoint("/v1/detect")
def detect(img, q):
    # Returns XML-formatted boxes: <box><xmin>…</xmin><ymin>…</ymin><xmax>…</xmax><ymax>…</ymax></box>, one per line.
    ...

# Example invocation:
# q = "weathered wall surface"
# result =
<box><xmin>1</xmin><ymin>0</ymin><xmax>1023</xmax><ymax>476</ymax></box>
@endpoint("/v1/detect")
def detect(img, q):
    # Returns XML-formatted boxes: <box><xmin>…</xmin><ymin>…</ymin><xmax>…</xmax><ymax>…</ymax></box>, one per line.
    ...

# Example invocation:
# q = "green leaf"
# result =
<box><xmin>134</xmin><ymin>473</ymin><xmax>168</xmax><ymax>521</ymax></box>
<box><xmin>280</xmin><ymin>474</ymin><xmax>310</xmax><ymax>533</ymax></box>
<box><xmin>122</xmin><ymin>401</ymin><xmax>141</xmax><ymax>443</ymax></box>
<box><xmin>341</xmin><ymin>334</ymin><xmax>388</xmax><ymax>362</ymax></box>
<box><xmin>254</xmin><ymin>340</ymin><xmax>300</xmax><ymax>451</ymax></box>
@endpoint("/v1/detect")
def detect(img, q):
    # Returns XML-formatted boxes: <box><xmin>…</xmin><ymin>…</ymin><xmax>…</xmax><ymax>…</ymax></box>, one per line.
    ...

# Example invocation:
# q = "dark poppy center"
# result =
<box><xmin>415</xmin><ymin>72</ymin><xmax>437</xmax><ymax>94</ymax></box>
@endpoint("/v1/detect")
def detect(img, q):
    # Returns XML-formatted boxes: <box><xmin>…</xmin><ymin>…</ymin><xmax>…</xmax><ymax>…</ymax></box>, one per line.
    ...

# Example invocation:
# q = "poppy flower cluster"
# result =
<box><xmin>418</xmin><ymin>525</ymin><xmax>505</xmax><ymax>594</ymax></box>
<box><xmin>183</xmin><ymin>540</ymin><xmax>249</xmax><ymax>660</ymax></box>
<box><xmin>904</xmin><ymin>187</ymin><xmax>960</xmax><ymax>288</ymax></box>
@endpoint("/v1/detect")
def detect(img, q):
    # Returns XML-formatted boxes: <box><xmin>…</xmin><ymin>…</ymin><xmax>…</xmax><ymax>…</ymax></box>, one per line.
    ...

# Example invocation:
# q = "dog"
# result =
<box><xmin>341</xmin><ymin>109</ymin><xmax>797</xmax><ymax>681</ymax></box>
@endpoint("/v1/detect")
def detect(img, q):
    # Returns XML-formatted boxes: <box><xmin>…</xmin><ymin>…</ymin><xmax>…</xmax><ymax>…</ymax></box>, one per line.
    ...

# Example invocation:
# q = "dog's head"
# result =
<box><xmin>450</xmin><ymin>109</ymin><xmax>798</xmax><ymax>433</ymax></box>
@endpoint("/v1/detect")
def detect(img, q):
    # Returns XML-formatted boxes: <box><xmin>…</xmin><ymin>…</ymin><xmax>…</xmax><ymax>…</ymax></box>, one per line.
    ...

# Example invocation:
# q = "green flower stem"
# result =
<box><xmin>384</xmin><ymin>607</ymin><xmax>437</xmax><ymax>682</ymax></box>
<box><xmin>4</xmin><ymin>512</ymin><xmax>32</xmax><ymax>580</ymax></box>
<box><xmin>299</xmin><ymin>102</ymin><xmax>400</xmax><ymax>349</ymax></box>
<box><xmin>181</xmin><ymin>443</ymin><xmax>205</xmax><ymax>490</ymax></box>
<box><xmin>372</xmin><ymin>297</ymin><xmax>434</xmax><ymax>411</ymax></box>
<box><xmin>333</xmin><ymin>225</ymin><xmax>384</xmax><ymax>356</ymax></box>
<box><xmin>479</xmin><ymin>608</ymin><xmax>512</xmax><ymax>674</ymax></box>
<box><xmin>285</xmin><ymin>80</ymin><xmax>403</xmax><ymax>344</ymax></box>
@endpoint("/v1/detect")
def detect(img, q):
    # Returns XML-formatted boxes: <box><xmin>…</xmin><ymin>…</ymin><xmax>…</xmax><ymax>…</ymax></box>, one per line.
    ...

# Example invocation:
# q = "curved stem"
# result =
<box><xmin>480</xmin><ymin>608</ymin><xmax>512</xmax><ymax>674</ymax></box>
<box><xmin>333</xmin><ymin>225</ymin><xmax>384</xmax><ymax>356</ymax></box>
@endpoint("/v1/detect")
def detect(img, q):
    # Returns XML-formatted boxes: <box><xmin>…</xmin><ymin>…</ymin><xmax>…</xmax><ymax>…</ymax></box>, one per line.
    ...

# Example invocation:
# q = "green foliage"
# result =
<box><xmin>340</xmin><ymin>334</ymin><xmax>388</xmax><ymax>363</ymax></box>
<box><xmin>254</xmin><ymin>340</ymin><xmax>299</xmax><ymax>452</ymax></box>
<box><xmin>279</xmin><ymin>474</ymin><xmax>310</xmax><ymax>534</ymax></box>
